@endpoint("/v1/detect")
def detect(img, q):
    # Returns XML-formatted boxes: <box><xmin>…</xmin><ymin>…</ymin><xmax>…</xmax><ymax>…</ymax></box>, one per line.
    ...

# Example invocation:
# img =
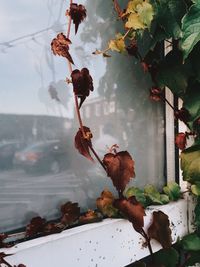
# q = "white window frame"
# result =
<box><xmin>0</xmin><ymin>86</ymin><xmax>193</xmax><ymax>267</ymax></box>
<box><xmin>0</xmin><ymin>43</ymin><xmax>193</xmax><ymax>267</ymax></box>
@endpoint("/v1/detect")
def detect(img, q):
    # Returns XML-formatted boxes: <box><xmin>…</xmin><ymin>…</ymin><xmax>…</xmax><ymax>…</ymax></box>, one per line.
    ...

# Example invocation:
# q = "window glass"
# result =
<box><xmin>0</xmin><ymin>0</ymin><xmax>165</xmax><ymax>232</ymax></box>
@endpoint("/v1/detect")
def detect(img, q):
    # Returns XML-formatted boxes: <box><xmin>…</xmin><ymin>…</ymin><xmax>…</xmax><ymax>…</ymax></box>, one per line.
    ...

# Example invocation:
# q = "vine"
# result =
<box><xmin>1</xmin><ymin>0</ymin><xmax>200</xmax><ymax>266</ymax></box>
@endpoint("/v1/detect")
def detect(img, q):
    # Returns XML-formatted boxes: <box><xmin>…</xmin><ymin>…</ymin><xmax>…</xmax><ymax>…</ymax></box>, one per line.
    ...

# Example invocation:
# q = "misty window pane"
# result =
<box><xmin>0</xmin><ymin>0</ymin><xmax>165</xmax><ymax>233</ymax></box>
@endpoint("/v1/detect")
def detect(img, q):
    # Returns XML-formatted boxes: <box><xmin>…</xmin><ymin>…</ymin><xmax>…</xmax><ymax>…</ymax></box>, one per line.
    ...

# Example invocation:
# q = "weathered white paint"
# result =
<box><xmin>0</xmin><ymin>199</ymin><xmax>191</xmax><ymax>267</ymax></box>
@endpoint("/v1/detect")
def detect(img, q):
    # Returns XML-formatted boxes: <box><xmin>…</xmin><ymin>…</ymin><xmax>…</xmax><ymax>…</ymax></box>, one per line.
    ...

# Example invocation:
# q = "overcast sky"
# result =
<box><xmin>0</xmin><ymin>0</ymin><xmax>105</xmax><ymax>117</ymax></box>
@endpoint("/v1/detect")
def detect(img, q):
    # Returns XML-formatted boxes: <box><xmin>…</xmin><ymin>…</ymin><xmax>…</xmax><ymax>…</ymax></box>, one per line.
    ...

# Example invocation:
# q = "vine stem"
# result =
<box><xmin>140</xmin><ymin>229</ymin><xmax>154</xmax><ymax>261</ymax></box>
<box><xmin>88</xmin><ymin>144</ymin><xmax>107</xmax><ymax>171</ymax></box>
<box><xmin>160</xmin><ymin>95</ymin><xmax>191</xmax><ymax>130</ymax></box>
<box><xmin>66</xmin><ymin>0</ymin><xmax>106</xmax><ymax>171</ymax></box>
<box><xmin>2</xmin><ymin>259</ymin><xmax>13</xmax><ymax>267</ymax></box>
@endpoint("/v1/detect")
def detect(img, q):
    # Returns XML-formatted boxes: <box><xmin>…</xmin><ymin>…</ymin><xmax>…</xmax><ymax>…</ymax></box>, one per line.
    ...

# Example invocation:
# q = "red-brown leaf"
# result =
<box><xmin>69</xmin><ymin>3</ymin><xmax>87</xmax><ymax>34</ymax></box>
<box><xmin>60</xmin><ymin>202</ymin><xmax>80</xmax><ymax>226</ymax></box>
<box><xmin>114</xmin><ymin>197</ymin><xmax>145</xmax><ymax>233</ymax></box>
<box><xmin>79</xmin><ymin>210</ymin><xmax>102</xmax><ymax>224</ymax></box>
<box><xmin>71</xmin><ymin>68</ymin><xmax>94</xmax><ymax>108</ymax></box>
<box><xmin>148</xmin><ymin>211</ymin><xmax>172</xmax><ymax>249</ymax></box>
<box><xmin>26</xmin><ymin>216</ymin><xmax>46</xmax><ymax>237</ymax></box>
<box><xmin>103</xmin><ymin>151</ymin><xmax>135</xmax><ymax>193</ymax></box>
<box><xmin>74</xmin><ymin>126</ymin><xmax>94</xmax><ymax>161</ymax></box>
<box><xmin>51</xmin><ymin>33</ymin><xmax>74</xmax><ymax>64</ymax></box>
<box><xmin>175</xmin><ymin>132</ymin><xmax>187</xmax><ymax>150</ymax></box>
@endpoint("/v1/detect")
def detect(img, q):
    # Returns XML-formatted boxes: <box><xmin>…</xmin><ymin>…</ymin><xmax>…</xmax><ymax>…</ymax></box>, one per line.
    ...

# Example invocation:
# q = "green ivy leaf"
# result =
<box><xmin>153</xmin><ymin>0</ymin><xmax>183</xmax><ymax>39</ymax></box>
<box><xmin>183</xmin><ymin>85</ymin><xmax>200</xmax><ymax>123</ymax></box>
<box><xmin>154</xmin><ymin>248</ymin><xmax>179</xmax><ymax>267</ymax></box>
<box><xmin>181</xmin><ymin>233</ymin><xmax>200</xmax><ymax>251</ymax></box>
<box><xmin>125</xmin><ymin>187</ymin><xmax>147</xmax><ymax>207</ymax></box>
<box><xmin>191</xmin><ymin>182</ymin><xmax>200</xmax><ymax>196</ymax></box>
<box><xmin>163</xmin><ymin>182</ymin><xmax>181</xmax><ymax>201</ymax></box>
<box><xmin>144</xmin><ymin>185</ymin><xmax>163</xmax><ymax>204</ymax></box>
<box><xmin>181</xmin><ymin>145</ymin><xmax>200</xmax><ymax>183</ymax></box>
<box><xmin>180</xmin><ymin>1</ymin><xmax>200</xmax><ymax>60</ymax></box>
<box><xmin>156</xmin><ymin>50</ymin><xmax>192</xmax><ymax>97</ymax></box>
<box><xmin>160</xmin><ymin>194</ymin><xmax>170</xmax><ymax>204</ymax></box>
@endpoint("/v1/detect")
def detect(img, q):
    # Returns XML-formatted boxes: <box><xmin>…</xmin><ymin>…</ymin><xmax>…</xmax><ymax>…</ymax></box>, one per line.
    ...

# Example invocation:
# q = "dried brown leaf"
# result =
<box><xmin>96</xmin><ymin>190</ymin><xmax>118</xmax><ymax>217</ymax></box>
<box><xmin>26</xmin><ymin>216</ymin><xmax>46</xmax><ymax>237</ymax></box>
<box><xmin>148</xmin><ymin>211</ymin><xmax>172</xmax><ymax>249</ymax></box>
<box><xmin>114</xmin><ymin>197</ymin><xmax>145</xmax><ymax>233</ymax></box>
<box><xmin>60</xmin><ymin>202</ymin><xmax>80</xmax><ymax>226</ymax></box>
<box><xmin>103</xmin><ymin>151</ymin><xmax>135</xmax><ymax>193</ymax></box>
<box><xmin>71</xmin><ymin>68</ymin><xmax>94</xmax><ymax>108</ymax></box>
<box><xmin>74</xmin><ymin>126</ymin><xmax>94</xmax><ymax>161</ymax></box>
<box><xmin>51</xmin><ymin>33</ymin><xmax>74</xmax><ymax>64</ymax></box>
<box><xmin>69</xmin><ymin>3</ymin><xmax>87</xmax><ymax>34</ymax></box>
<box><xmin>79</xmin><ymin>210</ymin><xmax>102</xmax><ymax>224</ymax></box>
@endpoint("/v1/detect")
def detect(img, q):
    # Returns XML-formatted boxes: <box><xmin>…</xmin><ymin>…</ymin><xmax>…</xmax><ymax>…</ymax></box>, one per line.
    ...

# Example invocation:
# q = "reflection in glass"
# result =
<box><xmin>0</xmin><ymin>0</ymin><xmax>165</xmax><ymax>232</ymax></box>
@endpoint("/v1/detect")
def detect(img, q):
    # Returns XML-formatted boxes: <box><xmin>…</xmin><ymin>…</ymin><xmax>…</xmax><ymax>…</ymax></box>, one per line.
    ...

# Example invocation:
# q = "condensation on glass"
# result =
<box><xmin>0</xmin><ymin>0</ymin><xmax>165</xmax><ymax>232</ymax></box>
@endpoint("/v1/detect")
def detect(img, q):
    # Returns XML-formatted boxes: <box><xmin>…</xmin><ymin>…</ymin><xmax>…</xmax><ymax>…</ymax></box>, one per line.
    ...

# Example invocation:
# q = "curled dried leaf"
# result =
<box><xmin>114</xmin><ymin>197</ymin><xmax>145</xmax><ymax>233</ymax></box>
<box><xmin>175</xmin><ymin>133</ymin><xmax>187</xmax><ymax>150</ymax></box>
<box><xmin>74</xmin><ymin>126</ymin><xmax>94</xmax><ymax>161</ymax></box>
<box><xmin>71</xmin><ymin>68</ymin><xmax>94</xmax><ymax>108</ymax></box>
<box><xmin>96</xmin><ymin>190</ymin><xmax>118</xmax><ymax>217</ymax></box>
<box><xmin>60</xmin><ymin>202</ymin><xmax>80</xmax><ymax>226</ymax></box>
<box><xmin>69</xmin><ymin>3</ymin><xmax>86</xmax><ymax>34</ymax></box>
<box><xmin>51</xmin><ymin>33</ymin><xmax>74</xmax><ymax>64</ymax></box>
<box><xmin>148</xmin><ymin>211</ymin><xmax>172</xmax><ymax>249</ymax></box>
<box><xmin>26</xmin><ymin>216</ymin><xmax>46</xmax><ymax>237</ymax></box>
<box><xmin>103</xmin><ymin>151</ymin><xmax>135</xmax><ymax>194</ymax></box>
<box><xmin>79</xmin><ymin>210</ymin><xmax>102</xmax><ymax>224</ymax></box>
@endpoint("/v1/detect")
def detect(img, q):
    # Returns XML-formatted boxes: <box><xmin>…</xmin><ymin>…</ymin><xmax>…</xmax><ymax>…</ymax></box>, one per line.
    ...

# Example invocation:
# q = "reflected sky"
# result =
<box><xmin>0</xmin><ymin>0</ymin><xmax>166</xmax><ymax>232</ymax></box>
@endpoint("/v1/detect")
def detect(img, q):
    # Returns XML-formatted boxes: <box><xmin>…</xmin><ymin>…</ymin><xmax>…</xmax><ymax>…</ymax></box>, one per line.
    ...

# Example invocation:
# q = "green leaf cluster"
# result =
<box><xmin>125</xmin><ymin>182</ymin><xmax>181</xmax><ymax>207</ymax></box>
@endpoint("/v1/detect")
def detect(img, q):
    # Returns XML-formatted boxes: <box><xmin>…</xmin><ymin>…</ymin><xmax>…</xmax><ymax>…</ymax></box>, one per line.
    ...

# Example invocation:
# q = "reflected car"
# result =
<box><xmin>0</xmin><ymin>141</ymin><xmax>26</xmax><ymax>169</ymax></box>
<box><xmin>13</xmin><ymin>140</ymin><xmax>70</xmax><ymax>174</ymax></box>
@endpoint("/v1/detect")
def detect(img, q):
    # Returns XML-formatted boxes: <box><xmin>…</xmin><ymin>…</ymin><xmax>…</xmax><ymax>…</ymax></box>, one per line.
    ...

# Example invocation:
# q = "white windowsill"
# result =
<box><xmin>0</xmin><ymin>197</ymin><xmax>194</xmax><ymax>267</ymax></box>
